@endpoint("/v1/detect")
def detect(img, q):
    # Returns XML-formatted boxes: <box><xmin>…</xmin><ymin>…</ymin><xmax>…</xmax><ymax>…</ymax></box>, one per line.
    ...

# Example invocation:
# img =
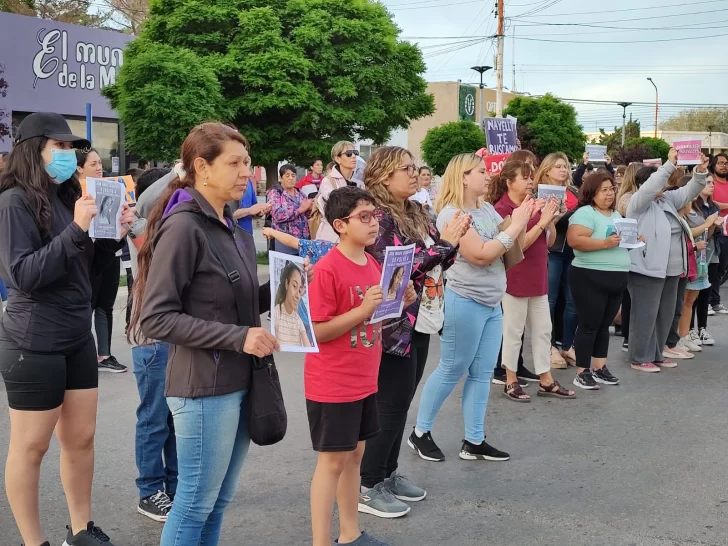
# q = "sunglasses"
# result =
<box><xmin>342</xmin><ymin>209</ymin><xmax>383</xmax><ymax>224</ymax></box>
<box><xmin>340</xmin><ymin>150</ymin><xmax>360</xmax><ymax>158</ymax></box>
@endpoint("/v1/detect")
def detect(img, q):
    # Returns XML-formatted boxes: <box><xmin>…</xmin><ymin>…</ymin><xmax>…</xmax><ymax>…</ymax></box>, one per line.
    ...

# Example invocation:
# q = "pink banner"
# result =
<box><xmin>475</xmin><ymin>148</ymin><xmax>511</xmax><ymax>175</ymax></box>
<box><xmin>673</xmin><ymin>140</ymin><xmax>702</xmax><ymax>166</ymax></box>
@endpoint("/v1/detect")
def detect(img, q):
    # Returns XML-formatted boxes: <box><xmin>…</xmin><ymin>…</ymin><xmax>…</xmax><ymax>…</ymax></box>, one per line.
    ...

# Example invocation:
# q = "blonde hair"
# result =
<box><xmin>331</xmin><ymin>141</ymin><xmax>354</xmax><ymax>161</ymax></box>
<box><xmin>534</xmin><ymin>152</ymin><xmax>571</xmax><ymax>187</ymax></box>
<box><xmin>435</xmin><ymin>153</ymin><xmax>483</xmax><ymax>213</ymax></box>
<box><xmin>365</xmin><ymin>146</ymin><xmax>431</xmax><ymax>241</ymax></box>
<box><xmin>616</xmin><ymin>162</ymin><xmax>643</xmax><ymax>204</ymax></box>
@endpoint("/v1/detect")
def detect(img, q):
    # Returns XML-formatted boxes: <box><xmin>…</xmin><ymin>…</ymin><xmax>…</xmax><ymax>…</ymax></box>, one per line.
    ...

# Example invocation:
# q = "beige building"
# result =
<box><xmin>356</xmin><ymin>81</ymin><xmax>518</xmax><ymax>164</ymax></box>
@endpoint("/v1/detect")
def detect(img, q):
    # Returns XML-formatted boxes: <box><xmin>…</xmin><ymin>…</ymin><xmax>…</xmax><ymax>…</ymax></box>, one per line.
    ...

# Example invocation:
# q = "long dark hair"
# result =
<box><xmin>0</xmin><ymin>137</ymin><xmax>81</xmax><ymax>239</ymax></box>
<box><xmin>128</xmin><ymin>122</ymin><xmax>250</xmax><ymax>344</ymax></box>
<box><xmin>487</xmin><ymin>160</ymin><xmax>534</xmax><ymax>205</ymax></box>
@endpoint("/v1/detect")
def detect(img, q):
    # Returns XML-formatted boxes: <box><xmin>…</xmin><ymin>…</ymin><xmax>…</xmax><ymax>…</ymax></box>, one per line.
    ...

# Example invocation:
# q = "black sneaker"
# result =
<box><xmin>517</xmin><ymin>366</ymin><xmax>540</xmax><ymax>382</ymax></box>
<box><xmin>138</xmin><ymin>490</ymin><xmax>173</xmax><ymax>522</ymax></box>
<box><xmin>621</xmin><ymin>341</ymin><xmax>628</xmax><ymax>352</ymax></box>
<box><xmin>407</xmin><ymin>428</ymin><xmax>445</xmax><ymax>462</ymax></box>
<box><xmin>98</xmin><ymin>355</ymin><xmax>127</xmax><ymax>373</ymax></box>
<box><xmin>593</xmin><ymin>366</ymin><xmax>620</xmax><ymax>386</ymax></box>
<box><xmin>63</xmin><ymin>522</ymin><xmax>114</xmax><ymax>545</ymax></box>
<box><xmin>573</xmin><ymin>371</ymin><xmax>600</xmax><ymax>390</ymax></box>
<box><xmin>458</xmin><ymin>440</ymin><xmax>510</xmax><ymax>461</ymax></box>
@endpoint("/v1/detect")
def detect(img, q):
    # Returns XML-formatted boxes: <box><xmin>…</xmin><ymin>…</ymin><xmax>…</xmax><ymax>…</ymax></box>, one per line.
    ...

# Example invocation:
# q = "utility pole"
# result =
<box><xmin>511</xmin><ymin>25</ymin><xmax>516</xmax><ymax>93</ymax></box>
<box><xmin>647</xmin><ymin>77</ymin><xmax>658</xmax><ymax>138</ymax></box>
<box><xmin>471</xmin><ymin>65</ymin><xmax>493</xmax><ymax>131</ymax></box>
<box><xmin>708</xmin><ymin>124</ymin><xmax>715</xmax><ymax>154</ymax></box>
<box><xmin>496</xmin><ymin>0</ymin><xmax>504</xmax><ymax>116</ymax></box>
<box><xmin>618</xmin><ymin>102</ymin><xmax>632</xmax><ymax>147</ymax></box>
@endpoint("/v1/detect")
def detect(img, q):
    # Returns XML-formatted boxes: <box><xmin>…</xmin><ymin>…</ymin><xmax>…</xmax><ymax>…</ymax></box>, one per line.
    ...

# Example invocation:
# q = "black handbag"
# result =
<box><xmin>192</xmin><ymin>215</ymin><xmax>287</xmax><ymax>446</ymax></box>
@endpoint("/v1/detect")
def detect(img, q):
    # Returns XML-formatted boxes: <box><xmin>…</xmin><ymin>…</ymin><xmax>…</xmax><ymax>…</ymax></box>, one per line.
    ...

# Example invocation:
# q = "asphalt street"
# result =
<box><xmin>1</xmin><ymin>279</ymin><xmax>727</xmax><ymax>546</ymax></box>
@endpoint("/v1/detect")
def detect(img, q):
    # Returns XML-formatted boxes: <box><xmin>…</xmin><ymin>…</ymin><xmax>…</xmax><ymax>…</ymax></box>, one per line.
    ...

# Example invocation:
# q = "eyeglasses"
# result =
<box><xmin>398</xmin><ymin>164</ymin><xmax>417</xmax><ymax>177</ymax></box>
<box><xmin>600</xmin><ymin>187</ymin><xmax>616</xmax><ymax>194</ymax></box>
<box><xmin>340</xmin><ymin>150</ymin><xmax>360</xmax><ymax>158</ymax></box>
<box><xmin>716</xmin><ymin>161</ymin><xmax>728</xmax><ymax>167</ymax></box>
<box><xmin>342</xmin><ymin>209</ymin><xmax>383</xmax><ymax>224</ymax></box>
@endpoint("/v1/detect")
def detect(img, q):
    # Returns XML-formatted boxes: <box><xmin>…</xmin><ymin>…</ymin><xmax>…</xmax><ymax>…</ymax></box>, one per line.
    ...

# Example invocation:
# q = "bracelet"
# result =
<box><xmin>495</xmin><ymin>232</ymin><xmax>514</xmax><ymax>251</ymax></box>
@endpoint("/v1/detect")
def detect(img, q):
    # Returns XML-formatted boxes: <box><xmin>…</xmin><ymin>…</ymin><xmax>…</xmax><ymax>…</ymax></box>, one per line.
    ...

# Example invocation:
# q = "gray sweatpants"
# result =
<box><xmin>627</xmin><ymin>273</ymin><xmax>680</xmax><ymax>364</ymax></box>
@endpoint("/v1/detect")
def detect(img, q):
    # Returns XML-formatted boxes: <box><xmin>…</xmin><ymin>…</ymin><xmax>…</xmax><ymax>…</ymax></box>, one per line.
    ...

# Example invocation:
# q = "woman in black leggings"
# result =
<box><xmin>76</xmin><ymin>149</ymin><xmax>127</xmax><ymax>372</ymax></box>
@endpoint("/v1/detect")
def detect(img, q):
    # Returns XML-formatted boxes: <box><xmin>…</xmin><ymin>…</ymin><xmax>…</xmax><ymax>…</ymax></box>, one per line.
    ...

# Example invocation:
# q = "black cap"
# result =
<box><xmin>14</xmin><ymin>112</ymin><xmax>91</xmax><ymax>150</ymax></box>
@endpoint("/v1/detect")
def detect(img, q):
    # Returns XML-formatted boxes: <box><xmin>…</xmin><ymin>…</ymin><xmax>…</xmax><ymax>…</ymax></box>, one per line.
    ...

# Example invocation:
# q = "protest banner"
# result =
<box><xmin>673</xmin><ymin>139</ymin><xmax>702</xmax><ymax>166</ymax></box>
<box><xmin>537</xmin><ymin>184</ymin><xmax>566</xmax><ymax>207</ymax></box>
<box><xmin>86</xmin><ymin>177</ymin><xmax>125</xmax><ymax>239</ymax></box>
<box><xmin>643</xmin><ymin>158</ymin><xmax>663</xmax><ymax>167</ymax></box>
<box><xmin>485</xmin><ymin>117</ymin><xmax>518</xmax><ymax>155</ymax></box>
<box><xmin>371</xmin><ymin>244</ymin><xmax>416</xmax><ymax>324</ymax></box>
<box><xmin>483</xmin><ymin>153</ymin><xmax>511</xmax><ymax>175</ymax></box>
<box><xmin>613</xmin><ymin>218</ymin><xmax>644</xmax><ymax>249</ymax></box>
<box><xmin>585</xmin><ymin>144</ymin><xmax>607</xmax><ymax>162</ymax></box>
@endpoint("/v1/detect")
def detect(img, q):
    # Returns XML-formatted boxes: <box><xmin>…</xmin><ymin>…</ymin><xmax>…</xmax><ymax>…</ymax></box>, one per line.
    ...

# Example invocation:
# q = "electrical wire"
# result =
<box><xmin>510</xmin><ymin>0</ymin><xmax>728</xmax><ymax>17</ymax></box>
<box><xmin>513</xmin><ymin>32</ymin><xmax>728</xmax><ymax>44</ymax></box>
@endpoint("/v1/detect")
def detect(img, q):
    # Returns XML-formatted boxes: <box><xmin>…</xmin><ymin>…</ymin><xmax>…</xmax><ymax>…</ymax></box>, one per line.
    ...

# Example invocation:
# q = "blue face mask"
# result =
<box><xmin>45</xmin><ymin>149</ymin><xmax>78</xmax><ymax>184</ymax></box>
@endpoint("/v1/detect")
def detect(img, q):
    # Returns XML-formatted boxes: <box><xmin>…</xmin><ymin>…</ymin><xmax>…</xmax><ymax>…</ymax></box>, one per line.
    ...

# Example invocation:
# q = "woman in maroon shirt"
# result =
<box><xmin>491</xmin><ymin>160</ymin><xmax>575</xmax><ymax>402</ymax></box>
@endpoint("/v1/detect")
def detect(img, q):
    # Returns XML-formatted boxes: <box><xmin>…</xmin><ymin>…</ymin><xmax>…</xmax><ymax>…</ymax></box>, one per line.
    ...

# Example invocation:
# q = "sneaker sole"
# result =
<box><xmin>392</xmin><ymin>492</ymin><xmax>427</xmax><ymax>502</ymax></box>
<box><xmin>593</xmin><ymin>376</ymin><xmax>620</xmax><ymax>385</ymax></box>
<box><xmin>459</xmin><ymin>451</ymin><xmax>510</xmax><ymax>461</ymax></box>
<box><xmin>631</xmin><ymin>365</ymin><xmax>660</xmax><ymax>373</ymax></box>
<box><xmin>701</xmin><ymin>340</ymin><xmax>715</xmax><ymax>345</ymax></box>
<box><xmin>406</xmin><ymin>438</ymin><xmax>444</xmax><ymax>462</ymax></box>
<box><xmin>99</xmin><ymin>367</ymin><xmax>128</xmax><ymax>373</ymax></box>
<box><xmin>662</xmin><ymin>353</ymin><xmax>693</xmax><ymax>360</ymax></box>
<box><xmin>572</xmin><ymin>379</ymin><xmax>600</xmax><ymax>390</ymax></box>
<box><xmin>138</xmin><ymin>505</ymin><xmax>169</xmax><ymax>522</ymax></box>
<box><xmin>358</xmin><ymin>503</ymin><xmax>411</xmax><ymax>518</ymax></box>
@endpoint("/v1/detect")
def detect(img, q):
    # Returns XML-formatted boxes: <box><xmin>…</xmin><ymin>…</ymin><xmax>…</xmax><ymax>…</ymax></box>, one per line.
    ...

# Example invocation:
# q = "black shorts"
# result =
<box><xmin>0</xmin><ymin>334</ymin><xmax>98</xmax><ymax>411</ymax></box>
<box><xmin>306</xmin><ymin>393</ymin><xmax>380</xmax><ymax>452</ymax></box>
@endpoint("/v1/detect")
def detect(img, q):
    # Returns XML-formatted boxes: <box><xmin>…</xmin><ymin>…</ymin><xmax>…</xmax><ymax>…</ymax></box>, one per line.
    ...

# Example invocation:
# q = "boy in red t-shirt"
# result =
<box><xmin>306</xmin><ymin>186</ymin><xmax>414</xmax><ymax>546</ymax></box>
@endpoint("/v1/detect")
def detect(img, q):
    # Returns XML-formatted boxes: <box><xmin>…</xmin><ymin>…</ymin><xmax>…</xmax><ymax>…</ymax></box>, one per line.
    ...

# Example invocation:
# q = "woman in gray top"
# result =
<box><xmin>410</xmin><ymin>153</ymin><xmax>531</xmax><ymax>463</ymax></box>
<box><xmin>625</xmin><ymin>148</ymin><xmax>709</xmax><ymax>372</ymax></box>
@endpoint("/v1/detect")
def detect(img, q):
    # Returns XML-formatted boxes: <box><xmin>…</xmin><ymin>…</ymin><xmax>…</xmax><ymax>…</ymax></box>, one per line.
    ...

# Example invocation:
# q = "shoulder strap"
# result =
<box><xmin>190</xmin><ymin>214</ymin><xmax>247</xmax><ymax>326</ymax></box>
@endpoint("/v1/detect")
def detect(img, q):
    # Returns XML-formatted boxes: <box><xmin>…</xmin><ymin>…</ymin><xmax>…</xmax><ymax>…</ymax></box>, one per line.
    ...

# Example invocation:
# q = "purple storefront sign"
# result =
<box><xmin>0</xmin><ymin>12</ymin><xmax>132</xmax><ymax>151</ymax></box>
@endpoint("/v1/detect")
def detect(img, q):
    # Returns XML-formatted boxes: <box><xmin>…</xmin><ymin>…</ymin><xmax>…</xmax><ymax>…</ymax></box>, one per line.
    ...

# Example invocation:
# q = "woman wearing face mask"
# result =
<box><xmin>534</xmin><ymin>152</ymin><xmax>579</xmax><ymax>369</ymax></box>
<box><xmin>626</xmin><ymin>149</ymin><xmax>709</xmax><ymax>372</ymax></box>
<box><xmin>76</xmin><ymin>149</ymin><xmax>127</xmax><ymax>373</ymax></box>
<box><xmin>131</xmin><ymin>123</ymin><xmax>282</xmax><ymax>545</ymax></box>
<box><xmin>267</xmin><ymin>164</ymin><xmax>312</xmax><ymax>255</ymax></box>
<box><xmin>313</xmin><ymin>141</ymin><xmax>360</xmax><ymax>243</ymax></box>
<box><xmin>411</xmin><ymin>154</ymin><xmax>531</xmax><ymax>464</ymax></box>
<box><xmin>0</xmin><ymin>112</ymin><xmax>134</xmax><ymax>546</ymax></box>
<box><xmin>358</xmin><ymin>146</ymin><xmax>468</xmax><ymax>519</ymax></box>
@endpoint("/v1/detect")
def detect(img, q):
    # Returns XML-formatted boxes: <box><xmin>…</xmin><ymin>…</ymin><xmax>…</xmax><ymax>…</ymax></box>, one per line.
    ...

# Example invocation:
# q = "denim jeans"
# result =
<box><xmin>416</xmin><ymin>289</ymin><xmax>502</xmax><ymax>444</ymax></box>
<box><xmin>161</xmin><ymin>390</ymin><xmax>250</xmax><ymax>546</ymax></box>
<box><xmin>547</xmin><ymin>250</ymin><xmax>578</xmax><ymax>349</ymax></box>
<box><xmin>0</xmin><ymin>278</ymin><xmax>7</xmax><ymax>302</ymax></box>
<box><xmin>133</xmin><ymin>342</ymin><xmax>177</xmax><ymax>499</ymax></box>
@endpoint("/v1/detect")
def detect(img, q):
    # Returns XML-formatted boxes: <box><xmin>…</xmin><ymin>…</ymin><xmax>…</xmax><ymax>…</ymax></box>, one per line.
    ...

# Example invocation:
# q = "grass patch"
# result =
<box><xmin>119</xmin><ymin>275</ymin><xmax>128</xmax><ymax>287</ymax></box>
<box><xmin>256</xmin><ymin>251</ymin><xmax>269</xmax><ymax>265</ymax></box>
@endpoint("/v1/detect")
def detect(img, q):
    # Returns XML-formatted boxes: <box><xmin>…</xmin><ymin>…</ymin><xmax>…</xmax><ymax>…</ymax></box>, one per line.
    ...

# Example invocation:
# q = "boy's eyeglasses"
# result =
<box><xmin>340</xmin><ymin>150</ymin><xmax>360</xmax><ymax>158</ymax></box>
<box><xmin>342</xmin><ymin>209</ymin><xmax>383</xmax><ymax>224</ymax></box>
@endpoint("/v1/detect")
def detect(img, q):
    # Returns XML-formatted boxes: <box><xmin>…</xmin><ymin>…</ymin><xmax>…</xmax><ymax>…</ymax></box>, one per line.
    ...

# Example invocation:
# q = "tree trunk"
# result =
<box><xmin>264</xmin><ymin>162</ymin><xmax>278</xmax><ymax>191</ymax></box>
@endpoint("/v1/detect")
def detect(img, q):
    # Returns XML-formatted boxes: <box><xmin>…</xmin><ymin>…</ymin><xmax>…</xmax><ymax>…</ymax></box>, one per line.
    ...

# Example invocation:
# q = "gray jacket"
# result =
<box><xmin>626</xmin><ymin>161</ymin><xmax>708</xmax><ymax>278</ymax></box>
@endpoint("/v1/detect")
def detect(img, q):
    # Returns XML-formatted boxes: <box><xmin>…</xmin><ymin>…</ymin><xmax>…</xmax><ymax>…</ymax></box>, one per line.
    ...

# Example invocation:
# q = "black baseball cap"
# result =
<box><xmin>14</xmin><ymin>112</ymin><xmax>91</xmax><ymax>149</ymax></box>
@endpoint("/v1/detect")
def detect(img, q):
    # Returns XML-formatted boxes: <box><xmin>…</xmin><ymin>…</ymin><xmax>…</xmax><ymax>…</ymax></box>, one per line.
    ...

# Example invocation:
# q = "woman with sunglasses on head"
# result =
<box><xmin>0</xmin><ymin>113</ymin><xmax>134</xmax><ymax>546</ymax></box>
<box><xmin>357</xmin><ymin>146</ymin><xmax>468</xmax><ymax>519</ymax></box>
<box><xmin>313</xmin><ymin>141</ymin><xmax>360</xmax><ymax>243</ymax></box>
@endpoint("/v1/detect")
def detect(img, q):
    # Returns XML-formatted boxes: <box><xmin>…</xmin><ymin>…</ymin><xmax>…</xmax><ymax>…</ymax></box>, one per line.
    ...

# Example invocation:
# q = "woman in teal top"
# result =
<box><xmin>567</xmin><ymin>171</ymin><xmax>632</xmax><ymax>390</ymax></box>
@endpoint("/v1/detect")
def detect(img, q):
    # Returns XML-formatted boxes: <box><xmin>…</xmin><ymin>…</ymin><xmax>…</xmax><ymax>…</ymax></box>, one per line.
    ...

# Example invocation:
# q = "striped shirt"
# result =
<box><xmin>274</xmin><ymin>304</ymin><xmax>308</xmax><ymax>346</ymax></box>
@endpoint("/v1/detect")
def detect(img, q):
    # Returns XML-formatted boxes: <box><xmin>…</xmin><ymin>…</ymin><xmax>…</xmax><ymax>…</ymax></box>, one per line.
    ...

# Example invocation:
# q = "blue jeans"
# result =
<box><xmin>416</xmin><ymin>289</ymin><xmax>502</xmax><ymax>444</ymax></box>
<box><xmin>548</xmin><ymin>251</ymin><xmax>578</xmax><ymax>349</ymax></box>
<box><xmin>161</xmin><ymin>390</ymin><xmax>250</xmax><ymax>546</ymax></box>
<box><xmin>133</xmin><ymin>343</ymin><xmax>177</xmax><ymax>499</ymax></box>
<box><xmin>0</xmin><ymin>278</ymin><xmax>7</xmax><ymax>302</ymax></box>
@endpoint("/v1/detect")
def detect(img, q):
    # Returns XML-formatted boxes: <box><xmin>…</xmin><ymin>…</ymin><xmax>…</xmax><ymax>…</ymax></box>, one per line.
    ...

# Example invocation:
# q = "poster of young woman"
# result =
<box><xmin>370</xmin><ymin>244</ymin><xmax>416</xmax><ymax>324</ymax></box>
<box><xmin>269</xmin><ymin>251</ymin><xmax>319</xmax><ymax>353</ymax></box>
<box><xmin>86</xmin><ymin>177</ymin><xmax>125</xmax><ymax>239</ymax></box>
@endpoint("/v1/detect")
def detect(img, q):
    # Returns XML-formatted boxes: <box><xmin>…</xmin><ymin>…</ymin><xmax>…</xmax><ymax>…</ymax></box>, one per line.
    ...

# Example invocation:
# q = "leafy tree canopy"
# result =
<box><xmin>593</xmin><ymin>119</ymin><xmax>641</xmax><ymax>152</ymax></box>
<box><xmin>421</xmin><ymin>120</ymin><xmax>486</xmax><ymax>176</ymax></box>
<box><xmin>662</xmin><ymin>108</ymin><xmax>728</xmax><ymax>133</ymax></box>
<box><xmin>104</xmin><ymin>0</ymin><xmax>434</xmax><ymax>181</ymax></box>
<box><xmin>502</xmin><ymin>93</ymin><xmax>585</xmax><ymax>160</ymax></box>
<box><xmin>1</xmin><ymin>0</ymin><xmax>109</xmax><ymax>26</ymax></box>
<box><xmin>614</xmin><ymin>136</ymin><xmax>671</xmax><ymax>165</ymax></box>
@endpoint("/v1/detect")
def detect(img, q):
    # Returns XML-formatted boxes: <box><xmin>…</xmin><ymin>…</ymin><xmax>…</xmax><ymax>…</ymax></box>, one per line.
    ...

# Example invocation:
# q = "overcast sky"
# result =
<box><xmin>382</xmin><ymin>0</ymin><xmax>728</xmax><ymax>133</ymax></box>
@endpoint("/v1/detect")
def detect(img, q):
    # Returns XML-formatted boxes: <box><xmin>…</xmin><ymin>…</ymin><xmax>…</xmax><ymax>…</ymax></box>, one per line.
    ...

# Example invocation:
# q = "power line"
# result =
<box><xmin>388</xmin><ymin>0</ymin><xmax>480</xmax><ymax>10</ymax></box>
<box><xmin>513</xmin><ymin>31</ymin><xmax>728</xmax><ymax>44</ymax></box>
<box><xmin>510</xmin><ymin>0</ymin><xmax>728</xmax><ymax>17</ymax></box>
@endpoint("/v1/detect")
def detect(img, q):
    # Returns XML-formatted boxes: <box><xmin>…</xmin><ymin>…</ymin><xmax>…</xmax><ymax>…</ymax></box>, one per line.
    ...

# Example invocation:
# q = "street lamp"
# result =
<box><xmin>647</xmin><ymin>77</ymin><xmax>658</xmax><ymax>138</ymax></box>
<box><xmin>617</xmin><ymin>102</ymin><xmax>632</xmax><ymax>147</ymax></box>
<box><xmin>471</xmin><ymin>65</ymin><xmax>493</xmax><ymax>127</ymax></box>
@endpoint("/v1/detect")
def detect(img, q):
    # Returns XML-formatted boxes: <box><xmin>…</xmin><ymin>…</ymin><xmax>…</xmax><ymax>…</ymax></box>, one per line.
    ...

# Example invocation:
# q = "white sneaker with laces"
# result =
<box><xmin>699</xmin><ymin>328</ymin><xmax>715</xmax><ymax>346</ymax></box>
<box><xmin>708</xmin><ymin>307</ymin><xmax>716</xmax><ymax>316</ymax></box>
<box><xmin>713</xmin><ymin>304</ymin><xmax>728</xmax><ymax>315</ymax></box>
<box><xmin>689</xmin><ymin>329</ymin><xmax>702</xmax><ymax>346</ymax></box>
<box><xmin>680</xmin><ymin>335</ymin><xmax>702</xmax><ymax>352</ymax></box>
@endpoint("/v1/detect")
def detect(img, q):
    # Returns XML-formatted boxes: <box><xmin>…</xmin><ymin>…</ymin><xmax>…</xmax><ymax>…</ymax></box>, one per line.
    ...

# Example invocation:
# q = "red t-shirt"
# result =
<box><xmin>565</xmin><ymin>190</ymin><xmax>578</xmax><ymax>211</ymax></box>
<box><xmin>304</xmin><ymin>247</ymin><xmax>383</xmax><ymax>403</ymax></box>
<box><xmin>713</xmin><ymin>179</ymin><xmax>728</xmax><ymax>217</ymax></box>
<box><xmin>494</xmin><ymin>193</ymin><xmax>548</xmax><ymax>297</ymax></box>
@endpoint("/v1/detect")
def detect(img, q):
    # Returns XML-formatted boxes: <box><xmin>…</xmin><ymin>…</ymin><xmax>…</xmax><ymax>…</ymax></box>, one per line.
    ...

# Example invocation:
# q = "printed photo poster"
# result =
<box><xmin>537</xmin><ymin>184</ymin><xmax>567</xmax><ymax>207</ymax></box>
<box><xmin>673</xmin><ymin>139</ymin><xmax>702</xmax><ymax>166</ymax></box>
<box><xmin>613</xmin><ymin>218</ymin><xmax>644</xmax><ymax>249</ymax></box>
<box><xmin>370</xmin><ymin>244</ymin><xmax>416</xmax><ymax>324</ymax></box>
<box><xmin>585</xmin><ymin>144</ymin><xmax>608</xmax><ymax>163</ymax></box>
<box><xmin>485</xmin><ymin>117</ymin><xmax>518</xmax><ymax>155</ymax></box>
<box><xmin>86</xmin><ymin>177</ymin><xmax>125</xmax><ymax>239</ymax></box>
<box><xmin>269</xmin><ymin>251</ymin><xmax>319</xmax><ymax>353</ymax></box>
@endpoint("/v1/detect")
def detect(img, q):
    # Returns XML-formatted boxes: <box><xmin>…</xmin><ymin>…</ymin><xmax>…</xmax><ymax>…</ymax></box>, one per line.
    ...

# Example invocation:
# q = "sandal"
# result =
<box><xmin>503</xmin><ymin>382</ymin><xmax>530</xmax><ymax>403</ymax></box>
<box><xmin>537</xmin><ymin>380</ymin><xmax>576</xmax><ymax>399</ymax></box>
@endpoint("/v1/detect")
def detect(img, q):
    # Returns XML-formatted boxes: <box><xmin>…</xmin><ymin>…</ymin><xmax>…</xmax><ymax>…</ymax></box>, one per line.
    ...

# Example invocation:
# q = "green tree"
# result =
<box><xmin>104</xmin><ymin>0</ymin><xmax>434</xmax><ymax>186</ymax></box>
<box><xmin>595</xmin><ymin>119</ymin><xmax>641</xmax><ymax>152</ymax></box>
<box><xmin>626</xmin><ymin>136</ymin><xmax>670</xmax><ymax>160</ymax></box>
<box><xmin>502</xmin><ymin>93</ymin><xmax>585</xmax><ymax>160</ymax></box>
<box><xmin>421</xmin><ymin>121</ymin><xmax>486</xmax><ymax>176</ymax></box>
<box><xmin>662</xmin><ymin>108</ymin><xmax>728</xmax><ymax>133</ymax></box>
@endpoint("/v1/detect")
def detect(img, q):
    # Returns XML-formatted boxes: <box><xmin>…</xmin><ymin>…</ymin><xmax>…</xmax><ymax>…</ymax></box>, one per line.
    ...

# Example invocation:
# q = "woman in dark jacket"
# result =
<box><xmin>0</xmin><ymin>113</ymin><xmax>133</xmax><ymax>546</ymax></box>
<box><xmin>357</xmin><ymin>146</ymin><xmax>468</xmax><ymax>519</ymax></box>
<box><xmin>130</xmin><ymin>123</ymin><xmax>280</xmax><ymax>546</ymax></box>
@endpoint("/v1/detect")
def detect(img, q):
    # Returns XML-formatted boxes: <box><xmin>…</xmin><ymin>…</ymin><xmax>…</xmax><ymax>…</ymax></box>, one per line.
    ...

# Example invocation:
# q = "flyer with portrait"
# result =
<box><xmin>612</xmin><ymin>218</ymin><xmax>644</xmax><ymax>249</ymax></box>
<box><xmin>86</xmin><ymin>177</ymin><xmax>125</xmax><ymax>239</ymax></box>
<box><xmin>269</xmin><ymin>251</ymin><xmax>319</xmax><ymax>353</ymax></box>
<box><xmin>370</xmin><ymin>244</ymin><xmax>416</xmax><ymax>324</ymax></box>
<box><xmin>537</xmin><ymin>184</ymin><xmax>566</xmax><ymax>207</ymax></box>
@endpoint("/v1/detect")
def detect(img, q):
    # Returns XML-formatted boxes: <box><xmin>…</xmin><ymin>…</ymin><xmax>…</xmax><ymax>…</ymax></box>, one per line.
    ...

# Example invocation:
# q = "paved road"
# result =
<box><xmin>1</xmin><ymin>283</ymin><xmax>728</xmax><ymax>546</ymax></box>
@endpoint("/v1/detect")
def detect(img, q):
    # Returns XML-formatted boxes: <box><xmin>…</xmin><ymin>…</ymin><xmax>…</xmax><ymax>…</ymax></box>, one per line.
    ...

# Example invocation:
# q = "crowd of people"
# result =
<box><xmin>0</xmin><ymin>112</ymin><xmax>727</xmax><ymax>546</ymax></box>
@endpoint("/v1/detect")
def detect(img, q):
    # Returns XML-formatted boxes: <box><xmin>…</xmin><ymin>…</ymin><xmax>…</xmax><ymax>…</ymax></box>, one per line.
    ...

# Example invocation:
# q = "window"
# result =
<box><xmin>358</xmin><ymin>144</ymin><xmax>381</xmax><ymax>161</ymax></box>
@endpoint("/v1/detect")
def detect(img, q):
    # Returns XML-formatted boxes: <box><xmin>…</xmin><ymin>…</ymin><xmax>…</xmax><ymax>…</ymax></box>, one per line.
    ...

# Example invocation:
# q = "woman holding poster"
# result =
<box><xmin>411</xmin><ymin>153</ymin><xmax>531</xmax><ymax>464</ymax></box>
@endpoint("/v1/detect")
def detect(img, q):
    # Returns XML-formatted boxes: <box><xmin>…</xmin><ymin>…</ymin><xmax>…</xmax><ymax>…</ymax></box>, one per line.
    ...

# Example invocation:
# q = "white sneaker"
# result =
<box><xmin>713</xmin><ymin>304</ymin><xmax>728</xmax><ymax>314</ymax></box>
<box><xmin>680</xmin><ymin>336</ymin><xmax>702</xmax><ymax>353</ymax></box>
<box><xmin>663</xmin><ymin>346</ymin><xmax>694</xmax><ymax>360</ymax></box>
<box><xmin>689</xmin><ymin>329</ymin><xmax>702</xmax><ymax>346</ymax></box>
<box><xmin>699</xmin><ymin>328</ymin><xmax>715</xmax><ymax>346</ymax></box>
<box><xmin>708</xmin><ymin>307</ymin><xmax>716</xmax><ymax>316</ymax></box>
